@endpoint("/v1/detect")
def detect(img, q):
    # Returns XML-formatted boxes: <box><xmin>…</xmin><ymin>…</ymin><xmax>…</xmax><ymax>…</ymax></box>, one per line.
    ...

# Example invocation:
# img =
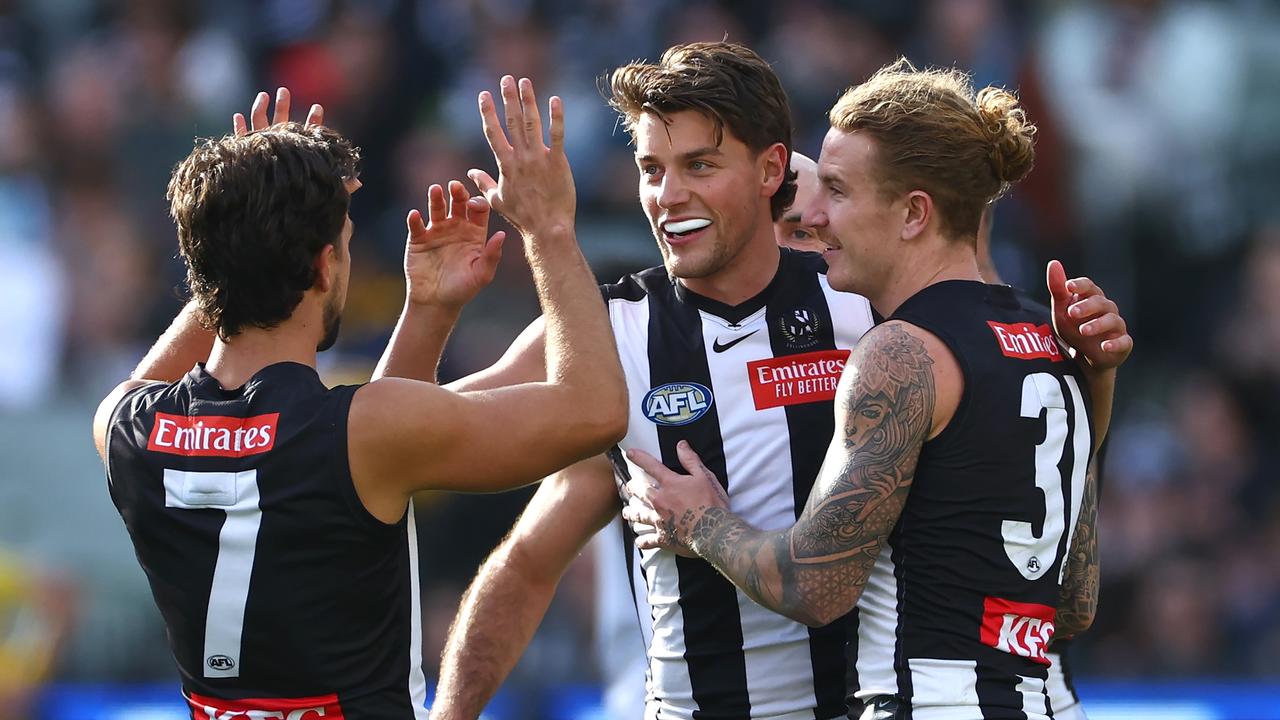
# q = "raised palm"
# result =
<box><xmin>405</xmin><ymin>180</ymin><xmax>506</xmax><ymax>310</ymax></box>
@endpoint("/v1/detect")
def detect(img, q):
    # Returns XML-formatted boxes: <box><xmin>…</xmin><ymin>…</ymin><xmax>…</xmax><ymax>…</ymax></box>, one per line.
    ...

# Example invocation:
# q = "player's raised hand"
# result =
<box><xmin>403</xmin><ymin>180</ymin><xmax>506</xmax><ymax>311</ymax></box>
<box><xmin>470</xmin><ymin>76</ymin><xmax>575</xmax><ymax>237</ymax></box>
<box><xmin>232</xmin><ymin>87</ymin><xmax>324</xmax><ymax>136</ymax></box>
<box><xmin>622</xmin><ymin>442</ymin><xmax>729</xmax><ymax>556</ymax></box>
<box><xmin>1047</xmin><ymin>260</ymin><xmax>1133</xmax><ymax>372</ymax></box>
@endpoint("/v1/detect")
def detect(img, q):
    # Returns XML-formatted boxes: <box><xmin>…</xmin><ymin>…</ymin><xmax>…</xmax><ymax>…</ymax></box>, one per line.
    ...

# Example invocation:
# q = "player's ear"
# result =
<box><xmin>901</xmin><ymin>190</ymin><xmax>932</xmax><ymax>241</ymax></box>
<box><xmin>312</xmin><ymin>244</ymin><xmax>337</xmax><ymax>292</ymax></box>
<box><xmin>760</xmin><ymin>142</ymin><xmax>787</xmax><ymax>197</ymax></box>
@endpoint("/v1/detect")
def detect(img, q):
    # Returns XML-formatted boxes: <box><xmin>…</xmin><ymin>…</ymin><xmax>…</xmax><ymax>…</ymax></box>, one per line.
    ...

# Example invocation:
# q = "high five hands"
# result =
<box><xmin>471</xmin><ymin>76</ymin><xmax>575</xmax><ymax>238</ymax></box>
<box><xmin>403</xmin><ymin>182</ymin><xmax>505</xmax><ymax>311</ymax></box>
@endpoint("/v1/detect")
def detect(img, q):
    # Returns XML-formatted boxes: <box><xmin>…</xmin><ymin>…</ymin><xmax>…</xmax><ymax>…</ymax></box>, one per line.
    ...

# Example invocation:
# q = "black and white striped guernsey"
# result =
<box><xmin>105</xmin><ymin>363</ymin><xmax>429</xmax><ymax>719</ymax></box>
<box><xmin>605</xmin><ymin>248</ymin><xmax>875</xmax><ymax>720</ymax></box>
<box><xmin>849</xmin><ymin>281</ymin><xmax>1094</xmax><ymax>720</ymax></box>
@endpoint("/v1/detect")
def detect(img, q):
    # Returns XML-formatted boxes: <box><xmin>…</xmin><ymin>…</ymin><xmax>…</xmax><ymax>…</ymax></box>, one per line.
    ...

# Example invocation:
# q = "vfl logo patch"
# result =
<box><xmin>748</xmin><ymin>349</ymin><xmax>850</xmax><ymax>410</ymax></box>
<box><xmin>988</xmin><ymin>321</ymin><xmax>1063</xmax><ymax>362</ymax></box>
<box><xmin>642</xmin><ymin>383</ymin><xmax>713</xmax><ymax>426</ymax></box>
<box><xmin>979</xmin><ymin>596</ymin><xmax>1056</xmax><ymax>665</ymax></box>
<box><xmin>187</xmin><ymin>691</ymin><xmax>346</xmax><ymax>720</ymax></box>
<box><xmin>148</xmin><ymin>412</ymin><xmax>279</xmax><ymax>458</ymax></box>
<box><xmin>778</xmin><ymin>307</ymin><xmax>821</xmax><ymax>349</ymax></box>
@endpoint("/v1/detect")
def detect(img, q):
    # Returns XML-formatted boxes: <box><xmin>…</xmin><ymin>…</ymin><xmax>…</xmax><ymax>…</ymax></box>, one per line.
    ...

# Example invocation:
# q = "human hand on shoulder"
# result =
<box><xmin>1046</xmin><ymin>260</ymin><xmax>1133</xmax><ymax>374</ymax></box>
<box><xmin>470</xmin><ymin>76</ymin><xmax>575</xmax><ymax>240</ymax></box>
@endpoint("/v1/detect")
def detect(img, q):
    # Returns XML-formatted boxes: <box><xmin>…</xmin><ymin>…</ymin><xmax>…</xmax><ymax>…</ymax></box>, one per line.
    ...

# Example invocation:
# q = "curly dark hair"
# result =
<box><xmin>607</xmin><ymin>41</ymin><xmax>797</xmax><ymax>221</ymax></box>
<box><xmin>167</xmin><ymin>122</ymin><xmax>361</xmax><ymax>340</ymax></box>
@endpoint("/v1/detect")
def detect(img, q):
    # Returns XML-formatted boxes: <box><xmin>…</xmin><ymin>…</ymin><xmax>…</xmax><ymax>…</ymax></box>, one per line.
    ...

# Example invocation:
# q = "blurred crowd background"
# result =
<box><xmin>2</xmin><ymin>0</ymin><xmax>1280</xmax><ymax>710</ymax></box>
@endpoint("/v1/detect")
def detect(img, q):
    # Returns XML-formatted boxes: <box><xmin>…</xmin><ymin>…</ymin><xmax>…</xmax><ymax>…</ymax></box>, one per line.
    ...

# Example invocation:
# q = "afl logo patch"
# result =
<box><xmin>778</xmin><ymin>307</ymin><xmax>821</xmax><ymax>349</ymax></box>
<box><xmin>207</xmin><ymin>654</ymin><xmax>235</xmax><ymax>671</ymax></box>
<box><xmin>642</xmin><ymin>383</ymin><xmax>714</xmax><ymax>426</ymax></box>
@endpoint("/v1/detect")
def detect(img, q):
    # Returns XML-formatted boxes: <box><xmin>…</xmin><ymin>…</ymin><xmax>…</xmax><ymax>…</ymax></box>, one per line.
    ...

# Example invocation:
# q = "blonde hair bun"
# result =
<box><xmin>976</xmin><ymin>86</ymin><xmax>1036</xmax><ymax>188</ymax></box>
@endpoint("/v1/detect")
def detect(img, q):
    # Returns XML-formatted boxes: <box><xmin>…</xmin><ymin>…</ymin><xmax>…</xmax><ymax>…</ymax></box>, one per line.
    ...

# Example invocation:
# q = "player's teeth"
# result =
<box><xmin>664</xmin><ymin>218</ymin><xmax>712</xmax><ymax>234</ymax></box>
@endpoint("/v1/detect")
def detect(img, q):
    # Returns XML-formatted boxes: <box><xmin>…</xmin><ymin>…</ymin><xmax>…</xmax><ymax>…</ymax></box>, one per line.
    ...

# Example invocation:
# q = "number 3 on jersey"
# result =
<box><xmin>163</xmin><ymin>469</ymin><xmax>263</xmax><ymax>678</ymax></box>
<box><xmin>1003</xmin><ymin>373</ymin><xmax>1090</xmax><ymax>582</ymax></box>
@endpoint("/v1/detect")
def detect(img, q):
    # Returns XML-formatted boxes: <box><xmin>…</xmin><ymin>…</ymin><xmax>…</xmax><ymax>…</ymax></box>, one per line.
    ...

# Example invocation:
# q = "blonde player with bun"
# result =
<box><xmin>628</xmin><ymin>59</ymin><xmax>1130</xmax><ymax>720</ymax></box>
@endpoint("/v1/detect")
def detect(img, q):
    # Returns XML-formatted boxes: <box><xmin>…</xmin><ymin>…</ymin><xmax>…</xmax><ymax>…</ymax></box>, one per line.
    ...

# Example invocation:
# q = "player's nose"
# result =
<box><xmin>657</xmin><ymin>173</ymin><xmax>691</xmax><ymax>208</ymax></box>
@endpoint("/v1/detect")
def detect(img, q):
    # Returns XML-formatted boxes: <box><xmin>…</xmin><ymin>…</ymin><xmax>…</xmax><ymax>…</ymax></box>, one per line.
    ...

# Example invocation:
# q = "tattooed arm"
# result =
<box><xmin>1055</xmin><ymin>458</ymin><xmax>1099</xmax><ymax>639</ymax></box>
<box><xmin>626</xmin><ymin>322</ymin><xmax>960</xmax><ymax>627</ymax></box>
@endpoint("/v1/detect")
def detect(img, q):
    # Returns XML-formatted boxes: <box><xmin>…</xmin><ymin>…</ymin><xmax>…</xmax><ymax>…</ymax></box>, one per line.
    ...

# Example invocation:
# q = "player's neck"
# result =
<box><xmin>679</xmin><ymin>230</ymin><xmax>780</xmax><ymax>307</ymax></box>
<box><xmin>204</xmin><ymin>314</ymin><xmax>322</xmax><ymax>390</ymax></box>
<box><xmin>874</xmin><ymin>242</ymin><xmax>982</xmax><ymax>318</ymax></box>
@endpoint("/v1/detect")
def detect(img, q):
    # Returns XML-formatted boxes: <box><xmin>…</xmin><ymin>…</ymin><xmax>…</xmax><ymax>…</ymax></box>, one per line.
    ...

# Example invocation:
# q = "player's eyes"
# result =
<box><xmin>690</xmin><ymin>160</ymin><xmax>710</xmax><ymax>171</ymax></box>
<box><xmin>791</xmin><ymin>229</ymin><xmax>814</xmax><ymax>241</ymax></box>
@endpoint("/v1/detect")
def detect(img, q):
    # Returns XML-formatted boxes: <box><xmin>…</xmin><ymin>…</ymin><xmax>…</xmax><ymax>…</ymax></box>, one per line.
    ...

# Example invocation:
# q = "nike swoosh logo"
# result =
<box><xmin>712</xmin><ymin>330</ymin><xmax>759</xmax><ymax>353</ymax></box>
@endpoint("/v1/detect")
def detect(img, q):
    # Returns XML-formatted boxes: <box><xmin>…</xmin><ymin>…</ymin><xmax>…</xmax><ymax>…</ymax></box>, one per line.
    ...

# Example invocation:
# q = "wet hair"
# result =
<box><xmin>608</xmin><ymin>41</ymin><xmax>796</xmax><ymax>220</ymax></box>
<box><xmin>828</xmin><ymin>58</ymin><xmax>1035</xmax><ymax>239</ymax></box>
<box><xmin>167</xmin><ymin>122</ymin><xmax>360</xmax><ymax>339</ymax></box>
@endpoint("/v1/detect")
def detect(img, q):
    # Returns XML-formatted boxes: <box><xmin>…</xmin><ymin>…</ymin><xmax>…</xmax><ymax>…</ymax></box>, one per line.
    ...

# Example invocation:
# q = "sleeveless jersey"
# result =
<box><xmin>849</xmin><ymin>281</ymin><xmax>1094</xmax><ymax>720</ymax></box>
<box><xmin>105</xmin><ymin>363</ymin><xmax>429</xmax><ymax>719</ymax></box>
<box><xmin>604</xmin><ymin>249</ymin><xmax>875</xmax><ymax>719</ymax></box>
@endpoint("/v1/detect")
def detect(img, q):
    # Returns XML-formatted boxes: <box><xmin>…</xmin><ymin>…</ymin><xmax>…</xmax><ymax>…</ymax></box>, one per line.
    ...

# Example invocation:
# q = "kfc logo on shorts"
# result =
<box><xmin>979</xmin><ymin>596</ymin><xmax>1056</xmax><ymax>665</ymax></box>
<box><xmin>988</xmin><ymin>321</ymin><xmax>1063</xmax><ymax>362</ymax></box>
<box><xmin>148</xmin><ymin>413</ymin><xmax>279</xmax><ymax>458</ymax></box>
<box><xmin>186</xmin><ymin>692</ymin><xmax>344</xmax><ymax>720</ymax></box>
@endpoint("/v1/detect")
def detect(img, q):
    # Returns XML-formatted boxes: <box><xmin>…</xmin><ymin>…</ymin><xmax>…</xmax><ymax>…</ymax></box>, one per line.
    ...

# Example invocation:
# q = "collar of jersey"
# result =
<box><xmin>673</xmin><ymin>249</ymin><xmax>795</xmax><ymax>325</ymax></box>
<box><xmin>191</xmin><ymin>361</ymin><xmax>322</xmax><ymax>396</ymax></box>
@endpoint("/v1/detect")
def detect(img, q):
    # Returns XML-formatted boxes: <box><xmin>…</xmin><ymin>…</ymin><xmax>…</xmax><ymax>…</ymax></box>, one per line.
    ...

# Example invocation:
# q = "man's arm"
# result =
<box><xmin>373</xmin><ymin>181</ymin><xmax>505</xmax><ymax>383</ymax></box>
<box><xmin>432</xmin><ymin>455</ymin><xmax>619</xmax><ymax>719</ymax></box>
<box><xmin>1055</xmin><ymin>458</ymin><xmax>1099</xmax><ymax>639</ymax></box>
<box><xmin>93</xmin><ymin>302</ymin><xmax>213</xmax><ymax>459</ymax></box>
<box><xmin>1046</xmin><ymin>260</ymin><xmax>1132</xmax><ymax>450</ymax></box>
<box><xmin>349</xmin><ymin>78</ymin><xmax>625</xmax><ymax>506</ymax></box>
<box><xmin>627</xmin><ymin>322</ymin><xmax>958</xmax><ymax>627</ymax></box>
<box><xmin>444</xmin><ymin>316</ymin><xmax>547</xmax><ymax>392</ymax></box>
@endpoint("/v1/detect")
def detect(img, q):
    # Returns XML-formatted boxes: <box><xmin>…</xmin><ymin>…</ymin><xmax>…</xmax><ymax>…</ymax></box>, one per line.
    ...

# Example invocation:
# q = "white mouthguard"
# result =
<box><xmin>663</xmin><ymin>218</ymin><xmax>712</xmax><ymax>234</ymax></box>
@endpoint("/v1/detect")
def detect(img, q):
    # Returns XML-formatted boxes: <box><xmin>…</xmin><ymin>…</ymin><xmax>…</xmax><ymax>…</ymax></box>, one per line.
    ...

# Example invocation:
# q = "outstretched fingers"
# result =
<box><xmin>426</xmin><ymin>184</ymin><xmax>447</xmax><ymax>226</ymax></box>
<box><xmin>499</xmin><ymin>75</ymin><xmax>524</xmax><ymax>151</ymax></box>
<box><xmin>272</xmin><ymin>87</ymin><xmax>291</xmax><ymax>125</ymax></box>
<box><xmin>250</xmin><ymin>91</ymin><xmax>270</xmax><ymax>131</ymax></box>
<box><xmin>477</xmin><ymin>91</ymin><xmax>512</xmax><ymax>162</ymax></box>
<box><xmin>548</xmin><ymin>95</ymin><xmax>565</xmax><ymax>153</ymax></box>
<box><xmin>518</xmin><ymin>77</ymin><xmax>544</xmax><ymax>149</ymax></box>
<box><xmin>406</xmin><ymin>208</ymin><xmax>427</xmax><ymax>237</ymax></box>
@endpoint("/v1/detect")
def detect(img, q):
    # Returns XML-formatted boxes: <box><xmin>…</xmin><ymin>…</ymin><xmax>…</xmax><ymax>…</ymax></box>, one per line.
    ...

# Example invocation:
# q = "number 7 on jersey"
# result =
<box><xmin>163</xmin><ymin>469</ymin><xmax>263</xmax><ymax>678</ymax></box>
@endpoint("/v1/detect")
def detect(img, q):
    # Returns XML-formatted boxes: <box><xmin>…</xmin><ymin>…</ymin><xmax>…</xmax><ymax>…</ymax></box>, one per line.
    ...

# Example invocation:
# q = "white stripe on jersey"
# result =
<box><xmin>406</xmin><ymin>503</ymin><xmax>429</xmax><ymax>718</ymax></box>
<box><xmin>853</xmin><ymin>541</ymin><xmax>900</xmax><ymax>699</ymax></box>
<box><xmin>1015</xmin><ymin>673</ymin><xmax>1052</xmax><ymax>719</ymax></box>
<box><xmin>698</xmin><ymin>308</ymin><xmax>818</xmax><ymax>717</ymax></box>
<box><xmin>610</xmin><ymin>295</ymin><xmax>698</xmax><ymax>713</ymax></box>
<box><xmin>1046</xmin><ymin>651</ymin><xmax>1086</xmax><ymax>718</ymax></box>
<box><xmin>906</xmin><ymin>658</ymin><xmax>980</xmax><ymax>720</ymax></box>
<box><xmin>819</xmin><ymin>273</ymin><xmax>877</xmax><ymax>332</ymax></box>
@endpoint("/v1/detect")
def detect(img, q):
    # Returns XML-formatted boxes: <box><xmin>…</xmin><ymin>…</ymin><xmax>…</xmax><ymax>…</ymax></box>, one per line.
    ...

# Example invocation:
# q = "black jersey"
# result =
<box><xmin>105</xmin><ymin>363</ymin><xmax>428</xmax><ymax>719</ymax></box>
<box><xmin>604</xmin><ymin>249</ymin><xmax>876</xmax><ymax>719</ymax></box>
<box><xmin>849</xmin><ymin>281</ymin><xmax>1093</xmax><ymax>720</ymax></box>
